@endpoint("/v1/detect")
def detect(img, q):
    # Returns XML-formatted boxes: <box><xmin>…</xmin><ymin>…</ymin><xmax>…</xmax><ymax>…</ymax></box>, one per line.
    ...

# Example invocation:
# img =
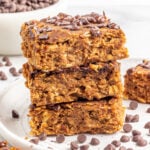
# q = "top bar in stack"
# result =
<box><xmin>21</xmin><ymin>12</ymin><xmax>128</xmax><ymax>71</ymax></box>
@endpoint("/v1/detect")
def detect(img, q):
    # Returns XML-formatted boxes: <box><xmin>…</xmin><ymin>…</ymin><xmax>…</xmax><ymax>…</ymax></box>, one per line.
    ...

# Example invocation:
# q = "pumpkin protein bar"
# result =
<box><xmin>20</xmin><ymin>12</ymin><xmax>128</xmax><ymax>71</ymax></box>
<box><xmin>29</xmin><ymin>97</ymin><xmax>125</xmax><ymax>136</ymax></box>
<box><xmin>23</xmin><ymin>61</ymin><xmax>122</xmax><ymax>106</ymax></box>
<box><xmin>124</xmin><ymin>60</ymin><xmax>150</xmax><ymax>103</ymax></box>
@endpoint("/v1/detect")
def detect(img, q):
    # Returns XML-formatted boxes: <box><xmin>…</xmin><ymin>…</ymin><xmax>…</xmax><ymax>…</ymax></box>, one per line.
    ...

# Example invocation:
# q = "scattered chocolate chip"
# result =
<box><xmin>132</xmin><ymin>130</ymin><xmax>141</xmax><ymax>136</ymax></box>
<box><xmin>80</xmin><ymin>144</ymin><xmax>89</xmax><ymax>150</ymax></box>
<box><xmin>136</xmin><ymin>138</ymin><xmax>147</xmax><ymax>147</ymax></box>
<box><xmin>119</xmin><ymin>146</ymin><xmax>126</xmax><ymax>150</ymax></box>
<box><xmin>29</xmin><ymin>138</ymin><xmax>39</xmax><ymax>144</ymax></box>
<box><xmin>111</xmin><ymin>140</ymin><xmax>121</xmax><ymax>147</ymax></box>
<box><xmin>127</xmin><ymin>148</ymin><xmax>133</xmax><ymax>150</ymax></box>
<box><xmin>120</xmin><ymin>135</ymin><xmax>130</xmax><ymax>143</ymax></box>
<box><xmin>0</xmin><ymin>71</ymin><xmax>7</xmax><ymax>80</ymax></box>
<box><xmin>0</xmin><ymin>62</ymin><xmax>3</xmax><ymax>67</ymax></box>
<box><xmin>5</xmin><ymin>61</ymin><xmax>12</xmax><ymax>66</ymax></box>
<box><xmin>56</xmin><ymin>134</ymin><xmax>65</xmax><ymax>143</ymax></box>
<box><xmin>12</xmin><ymin>109</ymin><xmax>19</xmax><ymax>119</ymax></box>
<box><xmin>129</xmin><ymin>101</ymin><xmax>138</xmax><ymax>110</ymax></box>
<box><xmin>123</xmin><ymin>124</ymin><xmax>132</xmax><ymax>133</ymax></box>
<box><xmin>125</xmin><ymin>114</ymin><xmax>133</xmax><ymax>123</ymax></box>
<box><xmin>39</xmin><ymin>34</ymin><xmax>49</xmax><ymax>40</ymax></box>
<box><xmin>70</xmin><ymin>141</ymin><xmax>79</xmax><ymax>150</ymax></box>
<box><xmin>144</xmin><ymin>121</ymin><xmax>150</xmax><ymax>129</ymax></box>
<box><xmin>125</xmin><ymin>114</ymin><xmax>139</xmax><ymax>123</ymax></box>
<box><xmin>146</xmin><ymin>107</ymin><xmax>150</xmax><ymax>113</ymax></box>
<box><xmin>2</xmin><ymin>56</ymin><xmax>9</xmax><ymax>62</ymax></box>
<box><xmin>104</xmin><ymin>144</ymin><xmax>116</xmax><ymax>150</ymax></box>
<box><xmin>9</xmin><ymin>67</ymin><xmax>20</xmax><ymax>76</ymax></box>
<box><xmin>90</xmin><ymin>137</ymin><xmax>100</xmax><ymax>146</ymax></box>
<box><xmin>132</xmin><ymin>135</ymin><xmax>142</xmax><ymax>142</ymax></box>
<box><xmin>131</xmin><ymin>114</ymin><xmax>139</xmax><ymax>122</ymax></box>
<box><xmin>0</xmin><ymin>0</ymin><xmax>59</xmax><ymax>13</ymax></box>
<box><xmin>9</xmin><ymin>67</ymin><xmax>16</xmax><ymax>73</ymax></box>
<box><xmin>77</xmin><ymin>134</ymin><xmax>87</xmax><ymax>143</ymax></box>
<box><xmin>38</xmin><ymin>132</ymin><xmax>47</xmax><ymax>141</ymax></box>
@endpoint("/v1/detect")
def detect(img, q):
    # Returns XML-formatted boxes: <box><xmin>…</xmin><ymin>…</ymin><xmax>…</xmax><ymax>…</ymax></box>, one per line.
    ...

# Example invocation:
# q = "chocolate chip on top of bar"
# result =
<box><xmin>43</xmin><ymin>12</ymin><xmax>120</xmax><ymax>30</ymax></box>
<box><xmin>24</xmin><ymin>12</ymin><xmax>120</xmax><ymax>40</ymax></box>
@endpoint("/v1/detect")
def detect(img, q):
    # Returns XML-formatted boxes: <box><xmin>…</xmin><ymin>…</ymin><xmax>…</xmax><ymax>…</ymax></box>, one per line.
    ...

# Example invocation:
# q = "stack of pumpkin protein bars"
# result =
<box><xmin>21</xmin><ymin>12</ymin><xmax>129</xmax><ymax>136</ymax></box>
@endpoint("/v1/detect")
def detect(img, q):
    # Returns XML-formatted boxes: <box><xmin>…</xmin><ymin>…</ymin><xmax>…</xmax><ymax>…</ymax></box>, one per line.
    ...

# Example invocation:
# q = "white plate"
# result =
<box><xmin>0</xmin><ymin>59</ymin><xmax>150</xmax><ymax>150</ymax></box>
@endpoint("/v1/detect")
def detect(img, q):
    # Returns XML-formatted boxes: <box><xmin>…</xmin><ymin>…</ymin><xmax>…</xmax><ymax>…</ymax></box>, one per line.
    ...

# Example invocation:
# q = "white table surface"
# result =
<box><xmin>0</xmin><ymin>0</ymin><xmax>150</xmax><ymax>147</ymax></box>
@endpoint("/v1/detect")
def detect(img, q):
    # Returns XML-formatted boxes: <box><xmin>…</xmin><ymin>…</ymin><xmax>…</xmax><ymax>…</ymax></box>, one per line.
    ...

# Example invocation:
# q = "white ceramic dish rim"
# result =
<box><xmin>0</xmin><ymin>79</ymin><xmax>57</xmax><ymax>150</ymax></box>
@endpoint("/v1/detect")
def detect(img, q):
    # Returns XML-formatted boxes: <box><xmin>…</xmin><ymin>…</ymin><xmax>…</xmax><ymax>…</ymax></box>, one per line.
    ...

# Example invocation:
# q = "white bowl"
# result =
<box><xmin>0</xmin><ymin>0</ymin><xmax>66</xmax><ymax>55</ymax></box>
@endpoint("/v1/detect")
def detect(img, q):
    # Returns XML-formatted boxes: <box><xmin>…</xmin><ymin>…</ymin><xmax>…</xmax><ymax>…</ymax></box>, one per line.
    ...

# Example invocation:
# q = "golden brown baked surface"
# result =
<box><xmin>29</xmin><ymin>97</ymin><xmax>125</xmax><ymax>136</ymax></box>
<box><xmin>20</xmin><ymin>12</ymin><xmax>128</xmax><ymax>71</ymax></box>
<box><xmin>124</xmin><ymin>60</ymin><xmax>150</xmax><ymax>103</ymax></box>
<box><xmin>23</xmin><ymin>61</ymin><xmax>122</xmax><ymax>106</ymax></box>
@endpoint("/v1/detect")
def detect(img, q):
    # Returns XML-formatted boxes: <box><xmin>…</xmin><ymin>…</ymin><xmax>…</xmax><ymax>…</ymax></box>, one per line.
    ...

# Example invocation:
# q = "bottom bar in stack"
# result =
<box><xmin>29</xmin><ymin>97</ymin><xmax>125</xmax><ymax>136</ymax></box>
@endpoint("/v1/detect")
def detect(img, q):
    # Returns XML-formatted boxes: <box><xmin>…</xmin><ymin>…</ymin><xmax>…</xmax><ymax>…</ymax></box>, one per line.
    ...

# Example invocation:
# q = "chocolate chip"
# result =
<box><xmin>70</xmin><ymin>141</ymin><xmax>79</xmax><ymax>150</ymax></box>
<box><xmin>2</xmin><ymin>56</ymin><xmax>9</xmax><ymax>62</ymax></box>
<box><xmin>90</xmin><ymin>137</ymin><xmax>100</xmax><ymax>146</ymax></box>
<box><xmin>104</xmin><ymin>144</ymin><xmax>116</xmax><ymax>150</ymax></box>
<box><xmin>39</xmin><ymin>34</ymin><xmax>49</xmax><ymax>40</ymax></box>
<box><xmin>90</xmin><ymin>27</ymin><xmax>101</xmax><ymax>37</ymax></box>
<box><xmin>125</xmin><ymin>114</ymin><xmax>133</xmax><ymax>123</ymax></box>
<box><xmin>136</xmin><ymin>138</ymin><xmax>147</xmax><ymax>147</ymax></box>
<box><xmin>0</xmin><ymin>71</ymin><xmax>7</xmax><ymax>80</ymax></box>
<box><xmin>80</xmin><ymin>144</ymin><xmax>89</xmax><ymax>150</ymax></box>
<box><xmin>56</xmin><ymin>134</ymin><xmax>65</xmax><ymax>143</ymax></box>
<box><xmin>132</xmin><ymin>135</ymin><xmax>142</xmax><ymax>142</ymax></box>
<box><xmin>77</xmin><ymin>134</ymin><xmax>87</xmax><ymax>143</ymax></box>
<box><xmin>29</xmin><ymin>104</ymin><xmax>36</xmax><ymax>110</ymax></box>
<box><xmin>123</xmin><ymin>124</ymin><xmax>132</xmax><ymax>133</ymax></box>
<box><xmin>146</xmin><ymin>107</ymin><xmax>150</xmax><ymax>113</ymax></box>
<box><xmin>29</xmin><ymin>138</ymin><xmax>39</xmax><ymax>144</ymax></box>
<box><xmin>132</xmin><ymin>130</ymin><xmax>141</xmax><ymax>136</ymax></box>
<box><xmin>9</xmin><ymin>67</ymin><xmax>20</xmax><ymax>76</ymax></box>
<box><xmin>131</xmin><ymin>114</ymin><xmax>139</xmax><ymax>122</ymax></box>
<box><xmin>129</xmin><ymin>101</ymin><xmax>138</xmax><ymax>110</ymax></box>
<box><xmin>125</xmin><ymin>114</ymin><xmax>139</xmax><ymax>123</ymax></box>
<box><xmin>108</xmin><ymin>22</ymin><xmax>120</xmax><ymax>29</ymax></box>
<box><xmin>9</xmin><ymin>67</ymin><xmax>16</xmax><ymax>73</ymax></box>
<box><xmin>120</xmin><ymin>135</ymin><xmax>130</xmax><ymax>142</ymax></box>
<box><xmin>12</xmin><ymin>109</ymin><xmax>19</xmax><ymax>119</ymax></box>
<box><xmin>38</xmin><ymin>132</ymin><xmax>47</xmax><ymax>141</ymax></box>
<box><xmin>0</xmin><ymin>0</ymin><xmax>59</xmax><ymax>13</ymax></box>
<box><xmin>127</xmin><ymin>148</ymin><xmax>133</xmax><ymax>150</ymax></box>
<box><xmin>5</xmin><ymin>61</ymin><xmax>12</xmax><ymax>66</ymax></box>
<box><xmin>144</xmin><ymin>121</ymin><xmax>150</xmax><ymax>129</ymax></box>
<box><xmin>0</xmin><ymin>62</ymin><xmax>3</xmax><ymax>67</ymax></box>
<box><xmin>119</xmin><ymin>146</ymin><xmax>126</xmax><ymax>150</ymax></box>
<box><xmin>127</xmin><ymin>68</ymin><xmax>134</xmax><ymax>75</ymax></box>
<box><xmin>111</xmin><ymin>140</ymin><xmax>121</xmax><ymax>147</ymax></box>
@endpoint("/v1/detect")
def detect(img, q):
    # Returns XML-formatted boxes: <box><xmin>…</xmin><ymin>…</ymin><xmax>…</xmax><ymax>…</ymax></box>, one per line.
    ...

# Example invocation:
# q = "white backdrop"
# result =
<box><xmin>64</xmin><ymin>0</ymin><xmax>150</xmax><ymax>58</ymax></box>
